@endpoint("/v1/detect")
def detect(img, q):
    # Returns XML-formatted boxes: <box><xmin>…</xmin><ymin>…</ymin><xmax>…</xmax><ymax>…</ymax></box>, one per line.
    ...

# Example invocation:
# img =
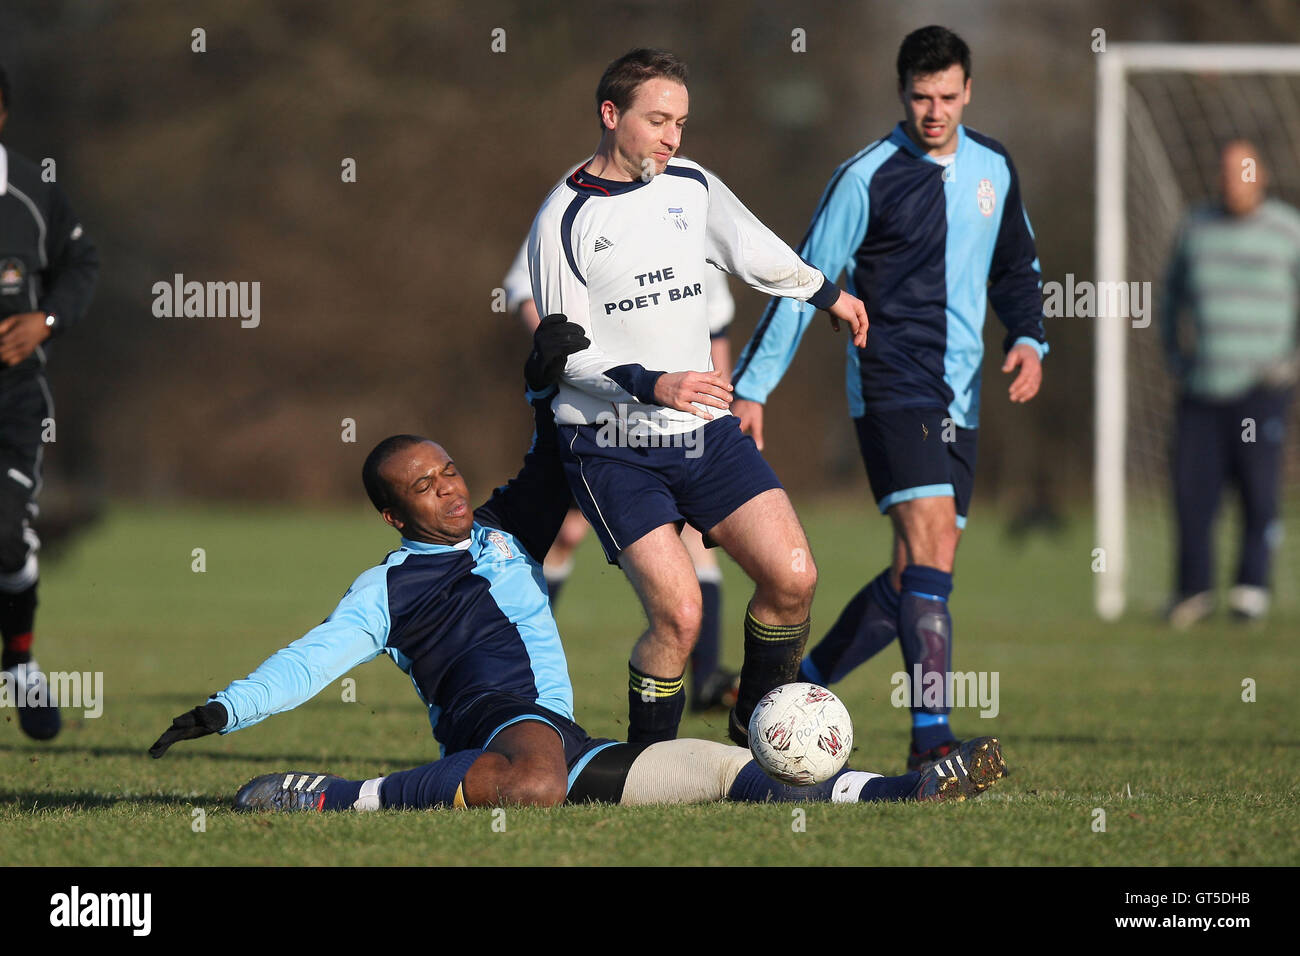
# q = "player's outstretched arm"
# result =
<box><xmin>700</xmin><ymin>166</ymin><xmax>839</xmax><ymax>305</ymax></box>
<box><xmin>149</xmin><ymin>701</ymin><xmax>228</xmax><ymax>757</ymax></box>
<box><xmin>148</xmin><ymin>573</ymin><xmax>390</xmax><ymax>756</ymax></box>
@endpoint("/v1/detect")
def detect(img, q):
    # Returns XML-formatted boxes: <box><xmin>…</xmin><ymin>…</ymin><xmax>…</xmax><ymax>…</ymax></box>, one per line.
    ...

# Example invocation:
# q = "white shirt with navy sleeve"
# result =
<box><xmin>527</xmin><ymin>157</ymin><xmax>837</xmax><ymax>437</ymax></box>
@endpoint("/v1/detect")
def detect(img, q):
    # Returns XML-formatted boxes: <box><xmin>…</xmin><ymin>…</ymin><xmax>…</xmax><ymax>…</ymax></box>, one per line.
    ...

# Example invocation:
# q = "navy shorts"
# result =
<box><xmin>854</xmin><ymin>406</ymin><xmax>978</xmax><ymax>528</ymax></box>
<box><xmin>457</xmin><ymin>692</ymin><xmax>618</xmax><ymax>792</ymax></box>
<box><xmin>559</xmin><ymin>415</ymin><xmax>782</xmax><ymax>563</ymax></box>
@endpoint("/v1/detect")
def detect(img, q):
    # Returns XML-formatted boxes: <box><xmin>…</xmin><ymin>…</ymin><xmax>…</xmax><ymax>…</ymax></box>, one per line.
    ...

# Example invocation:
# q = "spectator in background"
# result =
<box><xmin>1163</xmin><ymin>140</ymin><xmax>1300</xmax><ymax>627</ymax></box>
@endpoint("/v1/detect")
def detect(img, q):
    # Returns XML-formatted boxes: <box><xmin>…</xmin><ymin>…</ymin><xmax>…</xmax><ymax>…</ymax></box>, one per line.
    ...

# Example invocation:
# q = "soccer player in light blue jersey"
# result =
<box><xmin>149</xmin><ymin>317</ymin><xmax>1006</xmax><ymax>810</ymax></box>
<box><xmin>731</xmin><ymin>27</ymin><xmax>1048</xmax><ymax>770</ymax></box>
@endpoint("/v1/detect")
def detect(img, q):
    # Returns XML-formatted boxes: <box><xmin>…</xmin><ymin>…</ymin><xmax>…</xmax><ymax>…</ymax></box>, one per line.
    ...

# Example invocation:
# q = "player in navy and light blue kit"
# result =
<box><xmin>149</xmin><ymin>318</ymin><xmax>1006</xmax><ymax>810</ymax></box>
<box><xmin>731</xmin><ymin>27</ymin><xmax>1048</xmax><ymax>770</ymax></box>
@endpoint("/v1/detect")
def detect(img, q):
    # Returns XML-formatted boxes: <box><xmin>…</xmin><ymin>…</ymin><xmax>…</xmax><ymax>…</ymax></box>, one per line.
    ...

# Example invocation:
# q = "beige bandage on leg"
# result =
<box><xmin>619</xmin><ymin>738</ymin><xmax>754</xmax><ymax>805</ymax></box>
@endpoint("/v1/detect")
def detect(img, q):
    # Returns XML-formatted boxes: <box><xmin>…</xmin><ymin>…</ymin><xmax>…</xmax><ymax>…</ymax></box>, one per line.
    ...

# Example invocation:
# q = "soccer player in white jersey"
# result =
<box><xmin>527</xmin><ymin>48</ymin><xmax>868</xmax><ymax>745</ymax></box>
<box><xmin>504</xmin><ymin>240</ymin><xmax>741</xmax><ymax>711</ymax></box>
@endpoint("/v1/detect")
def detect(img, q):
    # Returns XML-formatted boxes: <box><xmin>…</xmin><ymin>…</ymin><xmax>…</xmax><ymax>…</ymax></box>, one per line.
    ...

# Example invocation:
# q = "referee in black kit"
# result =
<box><xmin>0</xmin><ymin>64</ymin><xmax>98</xmax><ymax>738</ymax></box>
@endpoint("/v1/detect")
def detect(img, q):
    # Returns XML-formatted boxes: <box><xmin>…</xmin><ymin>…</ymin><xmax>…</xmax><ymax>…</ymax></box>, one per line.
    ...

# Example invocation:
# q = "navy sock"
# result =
<box><xmin>898</xmin><ymin>565</ymin><xmax>955</xmax><ymax>751</ymax></box>
<box><xmin>691</xmin><ymin>577</ymin><xmax>722</xmax><ymax>684</ymax></box>
<box><xmin>726</xmin><ymin>761</ymin><xmax>922</xmax><ymax>803</ymax></box>
<box><xmin>860</xmin><ymin>772</ymin><xmax>922</xmax><ymax>802</ymax></box>
<box><xmin>804</xmin><ymin>568</ymin><xmax>900</xmax><ymax>685</ymax></box>
<box><xmin>377</xmin><ymin>749</ymin><xmax>483</xmax><ymax>809</ymax></box>
<box><xmin>736</xmin><ymin>610</ymin><xmax>809</xmax><ymax>723</ymax></box>
<box><xmin>321</xmin><ymin>778</ymin><xmax>364</xmax><ymax>811</ymax></box>
<box><xmin>727</xmin><ymin>760</ymin><xmax>838</xmax><ymax>802</ymax></box>
<box><xmin>627</xmin><ymin>664</ymin><xmax>686</xmax><ymax>743</ymax></box>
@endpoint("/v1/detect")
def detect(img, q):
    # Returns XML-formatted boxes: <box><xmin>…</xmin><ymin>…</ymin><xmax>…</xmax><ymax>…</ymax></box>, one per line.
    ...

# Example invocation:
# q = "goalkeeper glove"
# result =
<box><xmin>149</xmin><ymin>700</ymin><xmax>228</xmax><ymax>758</ymax></box>
<box><xmin>524</xmin><ymin>313</ymin><xmax>589</xmax><ymax>390</ymax></box>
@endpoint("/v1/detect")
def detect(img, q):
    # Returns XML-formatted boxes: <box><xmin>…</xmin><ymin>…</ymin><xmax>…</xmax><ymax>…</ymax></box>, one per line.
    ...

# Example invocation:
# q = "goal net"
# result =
<box><xmin>1095</xmin><ymin>44</ymin><xmax>1300</xmax><ymax>619</ymax></box>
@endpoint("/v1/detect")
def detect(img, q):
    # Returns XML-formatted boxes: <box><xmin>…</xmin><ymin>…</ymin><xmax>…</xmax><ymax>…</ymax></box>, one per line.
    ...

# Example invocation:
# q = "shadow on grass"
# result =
<box><xmin>1009</xmin><ymin>733</ymin><xmax>1299</xmax><ymax>749</ymax></box>
<box><xmin>0</xmin><ymin>741</ymin><xmax>430</xmax><ymax>765</ymax></box>
<box><xmin>0</xmin><ymin>789</ymin><xmax>230</xmax><ymax>811</ymax></box>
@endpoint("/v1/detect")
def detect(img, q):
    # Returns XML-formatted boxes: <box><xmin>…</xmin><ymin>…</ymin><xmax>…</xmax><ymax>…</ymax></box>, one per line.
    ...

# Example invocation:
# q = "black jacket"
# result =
<box><xmin>0</xmin><ymin>144</ymin><xmax>99</xmax><ymax>376</ymax></box>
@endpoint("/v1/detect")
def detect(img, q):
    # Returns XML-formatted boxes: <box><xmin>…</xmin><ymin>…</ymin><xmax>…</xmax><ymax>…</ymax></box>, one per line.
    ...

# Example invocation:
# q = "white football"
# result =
<box><xmin>748</xmin><ymin>682</ymin><xmax>854</xmax><ymax>785</ymax></box>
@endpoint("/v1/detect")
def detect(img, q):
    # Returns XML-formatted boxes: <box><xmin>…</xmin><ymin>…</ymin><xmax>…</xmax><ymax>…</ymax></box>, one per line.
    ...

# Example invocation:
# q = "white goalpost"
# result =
<box><xmin>1094</xmin><ymin>43</ymin><xmax>1300</xmax><ymax>620</ymax></box>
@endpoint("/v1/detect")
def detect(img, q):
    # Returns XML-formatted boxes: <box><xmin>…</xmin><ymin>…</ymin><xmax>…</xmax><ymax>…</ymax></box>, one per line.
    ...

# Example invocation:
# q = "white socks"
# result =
<box><xmin>353</xmin><ymin>776</ymin><xmax>385</xmax><ymax>811</ymax></box>
<box><xmin>830</xmin><ymin>771</ymin><xmax>882</xmax><ymax>803</ymax></box>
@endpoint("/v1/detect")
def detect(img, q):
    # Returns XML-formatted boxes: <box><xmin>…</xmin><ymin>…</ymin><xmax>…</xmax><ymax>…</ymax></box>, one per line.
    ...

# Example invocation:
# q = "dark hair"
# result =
<box><xmin>0</xmin><ymin>64</ymin><xmax>10</xmax><ymax>113</ymax></box>
<box><xmin>896</xmin><ymin>26</ymin><xmax>971</xmax><ymax>88</ymax></box>
<box><xmin>595</xmin><ymin>48</ymin><xmax>688</xmax><ymax>126</ymax></box>
<box><xmin>362</xmin><ymin>434</ymin><xmax>430</xmax><ymax>513</ymax></box>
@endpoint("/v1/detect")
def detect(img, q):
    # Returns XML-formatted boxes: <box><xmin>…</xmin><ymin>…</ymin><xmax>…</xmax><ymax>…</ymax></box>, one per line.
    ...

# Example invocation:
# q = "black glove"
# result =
<box><xmin>149</xmin><ymin>700</ymin><xmax>229</xmax><ymax>758</ymax></box>
<box><xmin>524</xmin><ymin>313</ymin><xmax>590</xmax><ymax>391</ymax></box>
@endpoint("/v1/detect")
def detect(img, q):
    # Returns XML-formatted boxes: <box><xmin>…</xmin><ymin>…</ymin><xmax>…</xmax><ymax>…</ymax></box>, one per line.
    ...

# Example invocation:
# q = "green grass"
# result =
<box><xmin>0</xmin><ymin>499</ymin><xmax>1295</xmax><ymax>865</ymax></box>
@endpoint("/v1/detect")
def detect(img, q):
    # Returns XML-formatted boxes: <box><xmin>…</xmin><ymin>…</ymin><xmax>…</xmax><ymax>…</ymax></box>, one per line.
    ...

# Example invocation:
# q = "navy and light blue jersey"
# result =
<box><xmin>213</xmin><ymin>391</ymin><xmax>575</xmax><ymax>756</ymax></box>
<box><xmin>733</xmin><ymin>123</ymin><xmax>1048</xmax><ymax>429</ymax></box>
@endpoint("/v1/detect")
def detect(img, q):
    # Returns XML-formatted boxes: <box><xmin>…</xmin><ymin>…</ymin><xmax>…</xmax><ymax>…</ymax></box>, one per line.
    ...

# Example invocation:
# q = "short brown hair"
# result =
<box><xmin>595</xmin><ymin>48</ymin><xmax>688</xmax><ymax>127</ymax></box>
<box><xmin>896</xmin><ymin>26</ymin><xmax>971</xmax><ymax>88</ymax></box>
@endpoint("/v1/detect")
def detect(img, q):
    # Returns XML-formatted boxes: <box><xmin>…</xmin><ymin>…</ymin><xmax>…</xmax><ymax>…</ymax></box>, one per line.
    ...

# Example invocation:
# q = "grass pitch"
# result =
<box><xmin>1</xmin><ymin>499</ymin><xmax>1295</xmax><ymax>866</ymax></box>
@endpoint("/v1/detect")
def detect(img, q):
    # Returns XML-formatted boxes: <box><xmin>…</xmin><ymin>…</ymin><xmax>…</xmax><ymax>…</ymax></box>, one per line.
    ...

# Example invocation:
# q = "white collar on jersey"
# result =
<box><xmin>400</xmin><ymin>534</ymin><xmax>473</xmax><ymax>553</ymax></box>
<box><xmin>0</xmin><ymin>145</ymin><xmax>8</xmax><ymax>195</ymax></box>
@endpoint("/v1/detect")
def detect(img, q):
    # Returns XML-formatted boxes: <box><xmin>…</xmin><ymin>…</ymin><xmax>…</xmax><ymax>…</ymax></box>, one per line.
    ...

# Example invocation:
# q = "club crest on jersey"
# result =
<box><xmin>486</xmin><ymin>530</ymin><xmax>513</xmax><ymax>559</ymax></box>
<box><xmin>0</xmin><ymin>259</ymin><xmax>25</xmax><ymax>296</ymax></box>
<box><xmin>664</xmin><ymin>206</ymin><xmax>689</xmax><ymax>231</ymax></box>
<box><xmin>977</xmin><ymin>179</ymin><xmax>996</xmax><ymax>217</ymax></box>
